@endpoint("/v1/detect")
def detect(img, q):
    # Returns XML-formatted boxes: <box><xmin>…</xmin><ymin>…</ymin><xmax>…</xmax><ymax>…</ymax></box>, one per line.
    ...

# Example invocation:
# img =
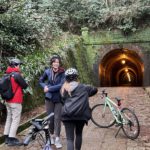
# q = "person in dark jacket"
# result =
<box><xmin>39</xmin><ymin>55</ymin><xmax>65</xmax><ymax>149</ymax></box>
<box><xmin>61</xmin><ymin>68</ymin><xmax>98</xmax><ymax>150</ymax></box>
<box><xmin>3</xmin><ymin>58</ymin><xmax>28</xmax><ymax>146</ymax></box>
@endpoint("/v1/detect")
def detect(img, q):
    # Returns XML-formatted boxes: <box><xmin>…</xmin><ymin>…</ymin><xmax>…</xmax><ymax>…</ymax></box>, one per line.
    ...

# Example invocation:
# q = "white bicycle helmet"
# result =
<box><xmin>65</xmin><ymin>68</ymin><xmax>78</xmax><ymax>82</ymax></box>
<box><xmin>9</xmin><ymin>58</ymin><xmax>22</xmax><ymax>66</ymax></box>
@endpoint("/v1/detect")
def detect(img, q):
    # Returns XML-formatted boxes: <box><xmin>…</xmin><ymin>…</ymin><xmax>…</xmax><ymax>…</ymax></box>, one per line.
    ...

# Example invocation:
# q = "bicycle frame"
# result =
<box><xmin>103</xmin><ymin>96</ymin><xmax>125</xmax><ymax>124</ymax></box>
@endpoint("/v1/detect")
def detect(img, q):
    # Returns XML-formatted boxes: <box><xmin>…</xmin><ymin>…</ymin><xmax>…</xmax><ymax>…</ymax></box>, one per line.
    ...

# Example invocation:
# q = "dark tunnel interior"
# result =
<box><xmin>99</xmin><ymin>49</ymin><xmax>144</xmax><ymax>87</ymax></box>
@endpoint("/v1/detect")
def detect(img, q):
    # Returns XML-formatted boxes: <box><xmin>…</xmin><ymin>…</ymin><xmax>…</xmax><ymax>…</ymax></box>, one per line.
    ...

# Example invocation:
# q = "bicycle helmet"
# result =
<box><xmin>9</xmin><ymin>58</ymin><xmax>22</xmax><ymax>66</ymax></box>
<box><xmin>65</xmin><ymin>68</ymin><xmax>78</xmax><ymax>82</ymax></box>
<box><xmin>50</xmin><ymin>55</ymin><xmax>61</xmax><ymax>65</ymax></box>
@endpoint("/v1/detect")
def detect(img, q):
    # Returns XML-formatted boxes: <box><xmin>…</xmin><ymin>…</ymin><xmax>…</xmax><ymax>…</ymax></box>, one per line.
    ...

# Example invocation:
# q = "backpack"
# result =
<box><xmin>0</xmin><ymin>73</ymin><xmax>18</xmax><ymax>101</ymax></box>
<box><xmin>62</xmin><ymin>84</ymin><xmax>88</xmax><ymax>117</ymax></box>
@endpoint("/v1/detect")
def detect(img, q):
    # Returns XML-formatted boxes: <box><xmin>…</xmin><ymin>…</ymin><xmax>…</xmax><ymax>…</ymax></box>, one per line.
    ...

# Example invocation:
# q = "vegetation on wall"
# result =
<box><xmin>64</xmin><ymin>40</ymin><xmax>94</xmax><ymax>84</ymax></box>
<box><xmin>43</xmin><ymin>0</ymin><xmax>150</xmax><ymax>34</ymax></box>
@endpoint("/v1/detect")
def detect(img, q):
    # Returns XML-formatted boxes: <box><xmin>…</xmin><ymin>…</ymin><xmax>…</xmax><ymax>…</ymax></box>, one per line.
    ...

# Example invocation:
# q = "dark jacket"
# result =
<box><xmin>61</xmin><ymin>83</ymin><xmax>98</xmax><ymax>123</ymax></box>
<box><xmin>6</xmin><ymin>67</ymin><xmax>28</xmax><ymax>103</ymax></box>
<box><xmin>39</xmin><ymin>67</ymin><xmax>65</xmax><ymax>103</ymax></box>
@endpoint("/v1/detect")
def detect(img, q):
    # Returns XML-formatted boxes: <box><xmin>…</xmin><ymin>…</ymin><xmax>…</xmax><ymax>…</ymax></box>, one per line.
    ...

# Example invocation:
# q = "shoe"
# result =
<box><xmin>4</xmin><ymin>135</ymin><xmax>9</xmax><ymax>144</ymax></box>
<box><xmin>55</xmin><ymin>137</ymin><xmax>62</xmax><ymax>149</ymax></box>
<box><xmin>50</xmin><ymin>137</ymin><xmax>55</xmax><ymax>145</ymax></box>
<box><xmin>7</xmin><ymin>138</ymin><xmax>22</xmax><ymax>146</ymax></box>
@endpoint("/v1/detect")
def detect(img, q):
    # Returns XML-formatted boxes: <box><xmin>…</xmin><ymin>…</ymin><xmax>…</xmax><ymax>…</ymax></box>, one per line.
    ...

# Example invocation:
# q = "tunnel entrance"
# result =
<box><xmin>99</xmin><ymin>49</ymin><xmax>144</xmax><ymax>86</ymax></box>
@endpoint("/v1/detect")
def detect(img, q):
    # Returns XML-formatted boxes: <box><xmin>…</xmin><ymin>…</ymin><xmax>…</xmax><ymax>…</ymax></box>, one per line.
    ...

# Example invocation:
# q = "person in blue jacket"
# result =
<box><xmin>39</xmin><ymin>55</ymin><xmax>65</xmax><ymax>149</ymax></box>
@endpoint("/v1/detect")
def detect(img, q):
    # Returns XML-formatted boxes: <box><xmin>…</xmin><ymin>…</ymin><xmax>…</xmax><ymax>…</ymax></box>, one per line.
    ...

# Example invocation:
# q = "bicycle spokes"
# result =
<box><xmin>91</xmin><ymin>104</ymin><xmax>116</xmax><ymax>128</ymax></box>
<box><xmin>121</xmin><ymin>108</ymin><xmax>140</xmax><ymax>140</ymax></box>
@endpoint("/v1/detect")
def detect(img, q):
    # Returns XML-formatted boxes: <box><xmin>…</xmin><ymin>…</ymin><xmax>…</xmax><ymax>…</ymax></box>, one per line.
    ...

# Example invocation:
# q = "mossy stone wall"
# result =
<box><xmin>81</xmin><ymin>27</ymin><xmax>150</xmax><ymax>86</ymax></box>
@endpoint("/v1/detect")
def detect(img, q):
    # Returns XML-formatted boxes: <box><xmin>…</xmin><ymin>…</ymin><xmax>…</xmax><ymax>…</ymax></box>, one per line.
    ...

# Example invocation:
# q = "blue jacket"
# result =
<box><xmin>39</xmin><ymin>68</ymin><xmax>65</xmax><ymax>103</ymax></box>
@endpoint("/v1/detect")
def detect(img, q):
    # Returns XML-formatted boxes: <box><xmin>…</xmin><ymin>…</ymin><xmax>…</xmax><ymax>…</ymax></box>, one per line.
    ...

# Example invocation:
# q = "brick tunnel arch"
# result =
<box><xmin>99</xmin><ymin>49</ymin><xmax>144</xmax><ymax>86</ymax></box>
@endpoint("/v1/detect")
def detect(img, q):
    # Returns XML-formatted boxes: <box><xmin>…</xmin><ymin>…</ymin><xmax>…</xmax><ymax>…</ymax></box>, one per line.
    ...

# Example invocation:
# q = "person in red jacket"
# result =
<box><xmin>3</xmin><ymin>58</ymin><xmax>28</xmax><ymax>146</ymax></box>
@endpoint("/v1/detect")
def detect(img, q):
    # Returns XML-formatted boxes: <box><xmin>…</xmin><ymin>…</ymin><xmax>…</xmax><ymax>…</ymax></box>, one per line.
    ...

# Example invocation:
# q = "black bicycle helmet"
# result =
<box><xmin>65</xmin><ymin>68</ymin><xmax>78</xmax><ymax>82</ymax></box>
<box><xmin>9</xmin><ymin>58</ymin><xmax>22</xmax><ymax>66</ymax></box>
<box><xmin>50</xmin><ymin>55</ymin><xmax>61</xmax><ymax>65</ymax></box>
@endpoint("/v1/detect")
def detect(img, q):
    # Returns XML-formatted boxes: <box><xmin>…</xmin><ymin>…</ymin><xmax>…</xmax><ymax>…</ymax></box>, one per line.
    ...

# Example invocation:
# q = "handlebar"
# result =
<box><xmin>43</xmin><ymin>112</ymin><xmax>54</xmax><ymax>124</ymax></box>
<box><xmin>101</xmin><ymin>89</ymin><xmax>108</xmax><ymax>97</ymax></box>
<box><xmin>31</xmin><ymin>112</ymin><xmax>54</xmax><ymax>130</ymax></box>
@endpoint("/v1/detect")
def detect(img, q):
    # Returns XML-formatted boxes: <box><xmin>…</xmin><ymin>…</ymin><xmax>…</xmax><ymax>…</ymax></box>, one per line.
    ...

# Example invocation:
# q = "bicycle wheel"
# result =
<box><xmin>121</xmin><ymin>108</ymin><xmax>140</xmax><ymax>140</ymax></box>
<box><xmin>91</xmin><ymin>104</ymin><xmax>116</xmax><ymax>128</ymax></box>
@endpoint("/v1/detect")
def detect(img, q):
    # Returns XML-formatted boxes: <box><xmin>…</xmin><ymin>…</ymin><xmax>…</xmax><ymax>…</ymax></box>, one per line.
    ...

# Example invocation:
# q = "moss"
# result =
<box><xmin>63</xmin><ymin>39</ymin><xmax>94</xmax><ymax>84</ymax></box>
<box><xmin>140</xmin><ymin>43</ymin><xmax>150</xmax><ymax>52</ymax></box>
<box><xmin>82</xmin><ymin>27</ymin><xmax>150</xmax><ymax>45</ymax></box>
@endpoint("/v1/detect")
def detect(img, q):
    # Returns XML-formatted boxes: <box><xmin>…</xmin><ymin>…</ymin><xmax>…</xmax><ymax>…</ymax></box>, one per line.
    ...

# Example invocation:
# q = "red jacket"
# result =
<box><xmin>6</xmin><ymin>67</ymin><xmax>28</xmax><ymax>103</ymax></box>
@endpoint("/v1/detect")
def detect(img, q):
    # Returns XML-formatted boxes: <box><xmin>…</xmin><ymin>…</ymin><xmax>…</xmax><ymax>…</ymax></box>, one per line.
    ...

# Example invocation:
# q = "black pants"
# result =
<box><xmin>63</xmin><ymin>121</ymin><xmax>85</xmax><ymax>150</ymax></box>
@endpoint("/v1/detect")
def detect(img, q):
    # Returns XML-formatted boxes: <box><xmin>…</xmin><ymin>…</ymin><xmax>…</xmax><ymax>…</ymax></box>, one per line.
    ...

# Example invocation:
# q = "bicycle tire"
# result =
<box><xmin>91</xmin><ymin>104</ymin><xmax>116</xmax><ymax>128</ymax></box>
<box><xmin>121</xmin><ymin>108</ymin><xmax>140</xmax><ymax>140</ymax></box>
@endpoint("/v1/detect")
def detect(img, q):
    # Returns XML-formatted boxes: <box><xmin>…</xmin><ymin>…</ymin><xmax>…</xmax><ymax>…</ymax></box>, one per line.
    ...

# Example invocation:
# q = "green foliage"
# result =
<box><xmin>0</xmin><ymin>0</ymin><xmax>62</xmax><ymax>73</ymax></box>
<box><xmin>43</xmin><ymin>0</ymin><xmax>150</xmax><ymax>34</ymax></box>
<box><xmin>1</xmin><ymin>13</ymin><xmax>39</xmax><ymax>56</ymax></box>
<box><xmin>46</xmin><ymin>0</ymin><xmax>87</xmax><ymax>33</ymax></box>
<box><xmin>1</xmin><ymin>0</ymin><xmax>149</xmax><ymax>63</ymax></box>
<box><xmin>0</xmin><ymin>0</ymin><xmax>61</xmax><ymax>56</ymax></box>
<box><xmin>86</xmin><ymin>0</ymin><xmax>150</xmax><ymax>34</ymax></box>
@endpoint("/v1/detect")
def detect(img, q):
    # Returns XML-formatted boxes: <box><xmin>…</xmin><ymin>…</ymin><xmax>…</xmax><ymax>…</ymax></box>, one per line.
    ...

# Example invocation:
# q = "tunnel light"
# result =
<box><xmin>127</xmin><ymin>72</ymin><xmax>131</xmax><ymax>82</ymax></box>
<box><xmin>142</xmin><ymin>66</ymin><xmax>144</xmax><ymax>72</ymax></box>
<box><xmin>121</xmin><ymin>60</ymin><xmax>126</xmax><ymax>64</ymax></box>
<box><xmin>125</xmin><ymin>68</ymin><xmax>128</xmax><ymax>72</ymax></box>
<box><xmin>122</xmin><ymin>53</ymin><xmax>126</xmax><ymax>59</ymax></box>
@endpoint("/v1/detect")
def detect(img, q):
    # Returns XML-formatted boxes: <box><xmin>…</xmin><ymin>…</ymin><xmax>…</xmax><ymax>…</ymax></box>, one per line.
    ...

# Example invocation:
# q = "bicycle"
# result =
<box><xmin>91</xmin><ymin>90</ymin><xmax>140</xmax><ymax>140</ymax></box>
<box><xmin>23</xmin><ymin>113</ymin><xmax>54</xmax><ymax>150</ymax></box>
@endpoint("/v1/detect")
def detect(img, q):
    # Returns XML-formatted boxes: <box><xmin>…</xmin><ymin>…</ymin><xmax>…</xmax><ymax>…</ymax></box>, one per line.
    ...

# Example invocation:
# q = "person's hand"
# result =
<box><xmin>44</xmin><ymin>86</ymin><xmax>49</xmax><ymax>93</ymax></box>
<box><xmin>20</xmin><ymin>73</ymin><xmax>24</xmax><ymax>76</ymax></box>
